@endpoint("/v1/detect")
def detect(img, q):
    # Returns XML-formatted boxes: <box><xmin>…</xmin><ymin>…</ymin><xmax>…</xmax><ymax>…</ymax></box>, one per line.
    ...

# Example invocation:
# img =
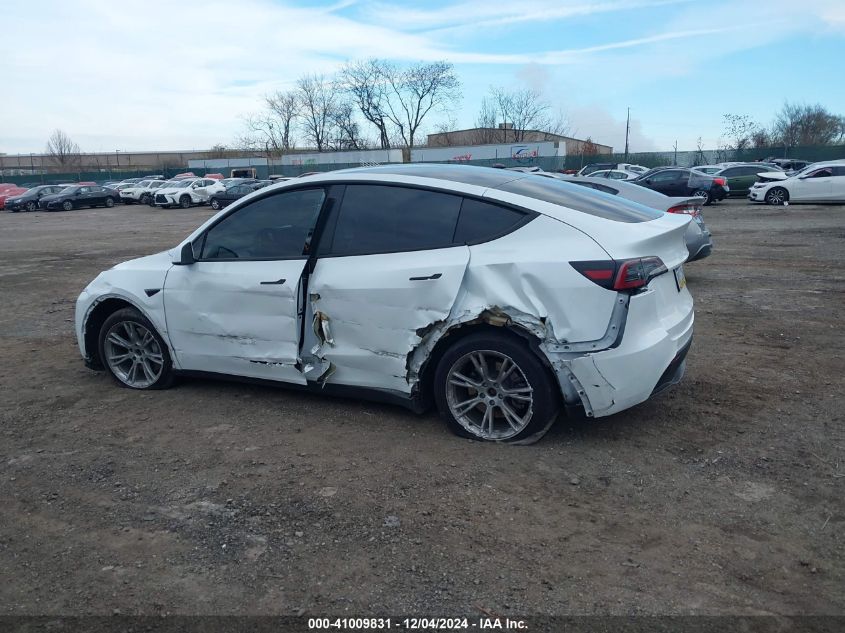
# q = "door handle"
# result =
<box><xmin>409</xmin><ymin>273</ymin><xmax>442</xmax><ymax>281</ymax></box>
<box><xmin>260</xmin><ymin>278</ymin><xmax>286</xmax><ymax>285</ymax></box>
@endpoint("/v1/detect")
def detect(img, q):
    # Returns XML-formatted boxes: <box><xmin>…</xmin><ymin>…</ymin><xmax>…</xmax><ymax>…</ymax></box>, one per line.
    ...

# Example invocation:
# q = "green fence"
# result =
<box><xmin>4</xmin><ymin>144</ymin><xmax>844</xmax><ymax>185</ymax></box>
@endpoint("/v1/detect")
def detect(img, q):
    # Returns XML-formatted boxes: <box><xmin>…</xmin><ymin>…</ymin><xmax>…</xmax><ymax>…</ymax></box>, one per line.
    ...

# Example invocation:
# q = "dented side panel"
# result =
<box><xmin>306</xmin><ymin>246</ymin><xmax>471</xmax><ymax>393</ymax></box>
<box><xmin>163</xmin><ymin>260</ymin><xmax>308</xmax><ymax>383</ymax></box>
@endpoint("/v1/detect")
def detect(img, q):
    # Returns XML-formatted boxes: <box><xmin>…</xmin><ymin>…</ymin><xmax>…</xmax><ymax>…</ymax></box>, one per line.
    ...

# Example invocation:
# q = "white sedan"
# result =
<box><xmin>588</xmin><ymin>169</ymin><xmax>639</xmax><ymax>181</ymax></box>
<box><xmin>75</xmin><ymin>165</ymin><xmax>693</xmax><ymax>444</ymax></box>
<box><xmin>748</xmin><ymin>162</ymin><xmax>845</xmax><ymax>204</ymax></box>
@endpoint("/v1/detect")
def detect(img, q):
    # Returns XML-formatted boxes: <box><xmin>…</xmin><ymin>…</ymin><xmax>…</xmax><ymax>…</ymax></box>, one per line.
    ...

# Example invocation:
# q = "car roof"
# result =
<box><xmin>333</xmin><ymin>163</ymin><xmax>530</xmax><ymax>189</ymax></box>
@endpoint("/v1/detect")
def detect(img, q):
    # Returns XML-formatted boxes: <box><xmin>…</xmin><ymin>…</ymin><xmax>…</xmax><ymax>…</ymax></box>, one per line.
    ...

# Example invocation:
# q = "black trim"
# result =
<box><xmin>259</xmin><ymin>278</ymin><xmax>286</xmax><ymax>285</ymax></box>
<box><xmin>144</xmin><ymin>288</ymin><xmax>161</xmax><ymax>297</ymax></box>
<box><xmin>172</xmin><ymin>369</ymin><xmax>424</xmax><ymax>413</ymax></box>
<box><xmin>651</xmin><ymin>335</ymin><xmax>692</xmax><ymax>396</ymax></box>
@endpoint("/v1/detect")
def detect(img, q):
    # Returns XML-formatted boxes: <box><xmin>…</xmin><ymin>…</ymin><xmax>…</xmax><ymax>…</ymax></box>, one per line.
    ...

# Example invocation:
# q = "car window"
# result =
<box><xmin>453</xmin><ymin>198</ymin><xmax>529</xmax><ymax>244</ymax></box>
<box><xmin>650</xmin><ymin>170</ymin><xmax>681</xmax><ymax>182</ymax></box>
<box><xmin>329</xmin><ymin>185</ymin><xmax>462</xmax><ymax>256</ymax></box>
<box><xmin>831</xmin><ymin>166</ymin><xmax>845</xmax><ymax>177</ymax></box>
<box><xmin>79</xmin><ymin>187</ymin><xmax>90</xmax><ymax>193</ymax></box>
<box><xmin>807</xmin><ymin>168</ymin><xmax>832</xmax><ymax>178</ymax></box>
<box><xmin>720</xmin><ymin>167</ymin><xmax>740</xmax><ymax>176</ymax></box>
<box><xmin>608</xmin><ymin>171</ymin><xmax>626</xmax><ymax>180</ymax></box>
<box><xmin>201</xmin><ymin>188</ymin><xmax>326</xmax><ymax>260</ymax></box>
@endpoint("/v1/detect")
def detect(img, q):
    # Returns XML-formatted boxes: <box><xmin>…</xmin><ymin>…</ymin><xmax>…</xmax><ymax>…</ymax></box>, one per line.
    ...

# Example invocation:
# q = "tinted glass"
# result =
<box><xmin>650</xmin><ymin>170</ymin><xmax>681</xmax><ymax>182</ymax></box>
<box><xmin>832</xmin><ymin>166</ymin><xmax>845</xmax><ymax>176</ymax></box>
<box><xmin>454</xmin><ymin>198</ymin><xmax>528</xmax><ymax>244</ymax></box>
<box><xmin>720</xmin><ymin>167</ymin><xmax>741</xmax><ymax>176</ymax></box>
<box><xmin>496</xmin><ymin>177</ymin><xmax>661</xmax><ymax>222</ymax></box>
<box><xmin>201</xmin><ymin>188</ymin><xmax>325</xmax><ymax>260</ymax></box>
<box><xmin>331</xmin><ymin>185</ymin><xmax>461</xmax><ymax>256</ymax></box>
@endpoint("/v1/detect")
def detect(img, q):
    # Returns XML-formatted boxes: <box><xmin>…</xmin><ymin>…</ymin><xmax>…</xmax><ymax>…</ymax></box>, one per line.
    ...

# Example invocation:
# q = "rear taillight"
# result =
<box><xmin>712</xmin><ymin>177</ymin><xmax>726</xmax><ymax>187</ymax></box>
<box><xmin>667</xmin><ymin>203</ymin><xmax>701</xmax><ymax>216</ymax></box>
<box><xmin>571</xmin><ymin>257</ymin><xmax>667</xmax><ymax>291</ymax></box>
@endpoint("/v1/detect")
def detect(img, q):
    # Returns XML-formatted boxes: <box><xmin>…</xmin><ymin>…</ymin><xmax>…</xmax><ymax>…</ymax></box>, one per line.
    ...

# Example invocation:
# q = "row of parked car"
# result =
<box><xmin>0</xmin><ymin>173</ymin><xmax>290</xmax><ymax>212</ymax></box>
<box><xmin>575</xmin><ymin>158</ymin><xmax>845</xmax><ymax>204</ymax></box>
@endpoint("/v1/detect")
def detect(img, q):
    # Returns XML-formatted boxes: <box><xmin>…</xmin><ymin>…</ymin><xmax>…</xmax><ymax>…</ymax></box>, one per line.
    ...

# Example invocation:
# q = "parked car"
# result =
<box><xmin>204</xmin><ymin>178</ymin><xmax>260</xmax><ymax>197</ymax></box>
<box><xmin>153</xmin><ymin>178</ymin><xmax>218</xmax><ymax>208</ymax></box>
<box><xmin>75</xmin><ymin>164</ymin><xmax>693</xmax><ymax>444</ymax></box>
<box><xmin>546</xmin><ymin>174</ymin><xmax>712</xmax><ymax>262</ymax></box>
<box><xmin>39</xmin><ymin>185</ymin><xmax>119</xmax><ymax>211</ymax></box>
<box><xmin>748</xmin><ymin>162</ymin><xmax>845</xmax><ymax>204</ymax></box>
<box><xmin>630</xmin><ymin>168</ymin><xmax>728</xmax><ymax>204</ymax></box>
<box><xmin>588</xmin><ymin>169</ymin><xmax>639</xmax><ymax>181</ymax></box>
<box><xmin>120</xmin><ymin>180</ymin><xmax>167</xmax><ymax>205</ymax></box>
<box><xmin>0</xmin><ymin>187</ymin><xmax>29</xmax><ymax>210</ymax></box>
<box><xmin>714</xmin><ymin>164</ymin><xmax>783</xmax><ymax>196</ymax></box>
<box><xmin>4</xmin><ymin>185</ymin><xmax>67</xmax><ymax>212</ymax></box>
<box><xmin>208</xmin><ymin>183</ymin><xmax>263</xmax><ymax>210</ymax></box>
<box><xmin>577</xmin><ymin>162</ymin><xmax>647</xmax><ymax>176</ymax></box>
<box><xmin>694</xmin><ymin>165</ymin><xmax>724</xmax><ymax>175</ymax></box>
<box><xmin>768</xmin><ymin>158</ymin><xmax>811</xmax><ymax>172</ymax></box>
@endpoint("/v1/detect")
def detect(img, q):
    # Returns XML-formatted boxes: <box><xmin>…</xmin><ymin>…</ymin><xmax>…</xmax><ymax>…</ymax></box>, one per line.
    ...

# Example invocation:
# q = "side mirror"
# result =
<box><xmin>174</xmin><ymin>242</ymin><xmax>196</xmax><ymax>265</ymax></box>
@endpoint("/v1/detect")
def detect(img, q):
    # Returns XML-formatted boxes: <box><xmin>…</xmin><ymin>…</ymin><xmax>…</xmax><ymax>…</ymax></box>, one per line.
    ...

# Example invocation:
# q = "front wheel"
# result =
<box><xmin>26</xmin><ymin>201</ymin><xmax>37</xmax><ymax>212</ymax></box>
<box><xmin>62</xmin><ymin>200</ymin><xmax>74</xmax><ymax>211</ymax></box>
<box><xmin>105</xmin><ymin>197</ymin><xmax>115</xmax><ymax>208</ymax></box>
<box><xmin>765</xmin><ymin>187</ymin><xmax>789</xmax><ymax>205</ymax></box>
<box><xmin>140</xmin><ymin>193</ymin><xmax>150</xmax><ymax>205</ymax></box>
<box><xmin>98</xmin><ymin>307</ymin><xmax>174</xmax><ymax>390</ymax></box>
<box><xmin>210</xmin><ymin>198</ymin><xmax>221</xmax><ymax>210</ymax></box>
<box><xmin>434</xmin><ymin>332</ymin><xmax>560</xmax><ymax>444</ymax></box>
<box><xmin>179</xmin><ymin>195</ymin><xmax>192</xmax><ymax>209</ymax></box>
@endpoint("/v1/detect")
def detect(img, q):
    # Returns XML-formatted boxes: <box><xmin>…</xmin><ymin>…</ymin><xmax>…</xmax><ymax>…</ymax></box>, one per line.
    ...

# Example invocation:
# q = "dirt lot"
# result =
<box><xmin>0</xmin><ymin>199</ymin><xmax>843</xmax><ymax>617</ymax></box>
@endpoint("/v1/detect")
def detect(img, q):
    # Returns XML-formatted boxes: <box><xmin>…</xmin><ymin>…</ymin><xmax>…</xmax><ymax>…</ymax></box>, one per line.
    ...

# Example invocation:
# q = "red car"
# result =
<box><xmin>0</xmin><ymin>187</ymin><xmax>29</xmax><ymax>210</ymax></box>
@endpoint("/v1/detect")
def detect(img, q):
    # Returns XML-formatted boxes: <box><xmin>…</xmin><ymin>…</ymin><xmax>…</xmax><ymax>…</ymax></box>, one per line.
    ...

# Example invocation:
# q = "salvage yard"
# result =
<box><xmin>0</xmin><ymin>199</ymin><xmax>843</xmax><ymax>615</ymax></box>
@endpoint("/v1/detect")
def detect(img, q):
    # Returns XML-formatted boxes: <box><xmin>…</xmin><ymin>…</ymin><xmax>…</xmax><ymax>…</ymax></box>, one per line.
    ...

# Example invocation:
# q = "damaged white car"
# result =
<box><xmin>75</xmin><ymin>164</ymin><xmax>694</xmax><ymax>444</ymax></box>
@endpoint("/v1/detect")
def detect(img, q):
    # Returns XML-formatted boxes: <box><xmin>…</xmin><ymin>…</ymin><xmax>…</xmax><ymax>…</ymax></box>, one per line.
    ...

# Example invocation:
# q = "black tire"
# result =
<box><xmin>140</xmin><ymin>193</ymin><xmax>150</xmax><ymax>205</ymax></box>
<box><xmin>433</xmin><ymin>331</ymin><xmax>560</xmax><ymax>444</ymax></box>
<box><xmin>692</xmin><ymin>189</ymin><xmax>712</xmax><ymax>205</ymax></box>
<box><xmin>105</xmin><ymin>197</ymin><xmax>115</xmax><ymax>208</ymax></box>
<box><xmin>210</xmin><ymin>198</ymin><xmax>221</xmax><ymax>210</ymax></box>
<box><xmin>765</xmin><ymin>187</ymin><xmax>789</xmax><ymax>205</ymax></box>
<box><xmin>179</xmin><ymin>195</ymin><xmax>191</xmax><ymax>209</ymax></box>
<box><xmin>97</xmin><ymin>307</ymin><xmax>174</xmax><ymax>390</ymax></box>
<box><xmin>62</xmin><ymin>200</ymin><xmax>74</xmax><ymax>211</ymax></box>
<box><xmin>26</xmin><ymin>201</ymin><xmax>37</xmax><ymax>212</ymax></box>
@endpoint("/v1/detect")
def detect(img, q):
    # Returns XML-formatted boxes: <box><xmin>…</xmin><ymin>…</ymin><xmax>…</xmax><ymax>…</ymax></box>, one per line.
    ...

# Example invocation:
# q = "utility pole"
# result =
<box><xmin>624</xmin><ymin>107</ymin><xmax>630</xmax><ymax>161</ymax></box>
<box><xmin>673</xmin><ymin>140</ymin><xmax>678</xmax><ymax>165</ymax></box>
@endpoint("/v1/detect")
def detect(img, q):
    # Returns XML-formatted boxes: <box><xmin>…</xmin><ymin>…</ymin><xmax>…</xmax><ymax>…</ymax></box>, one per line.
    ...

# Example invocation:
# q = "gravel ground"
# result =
<box><xmin>0</xmin><ymin>198</ymin><xmax>843</xmax><ymax>617</ymax></box>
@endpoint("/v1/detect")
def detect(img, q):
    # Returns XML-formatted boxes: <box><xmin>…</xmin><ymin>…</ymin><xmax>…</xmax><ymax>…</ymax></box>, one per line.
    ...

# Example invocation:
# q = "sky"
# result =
<box><xmin>1</xmin><ymin>0</ymin><xmax>844</xmax><ymax>155</ymax></box>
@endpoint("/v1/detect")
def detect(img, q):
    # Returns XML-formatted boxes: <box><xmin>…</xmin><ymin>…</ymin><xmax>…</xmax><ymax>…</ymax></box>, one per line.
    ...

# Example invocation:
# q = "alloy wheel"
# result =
<box><xmin>445</xmin><ymin>350</ymin><xmax>534</xmax><ymax>440</ymax></box>
<box><xmin>103</xmin><ymin>321</ymin><xmax>165</xmax><ymax>388</ymax></box>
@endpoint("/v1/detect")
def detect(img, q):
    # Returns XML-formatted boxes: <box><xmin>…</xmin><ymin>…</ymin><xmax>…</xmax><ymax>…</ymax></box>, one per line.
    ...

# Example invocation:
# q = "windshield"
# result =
<box><xmin>137</xmin><ymin>180</ymin><xmax>151</xmax><ymax>187</ymax></box>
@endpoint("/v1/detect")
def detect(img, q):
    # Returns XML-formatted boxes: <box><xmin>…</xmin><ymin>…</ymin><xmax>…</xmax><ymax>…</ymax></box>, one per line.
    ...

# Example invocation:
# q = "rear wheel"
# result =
<box><xmin>210</xmin><ymin>198</ymin><xmax>221</xmax><ymax>210</ymax></box>
<box><xmin>105</xmin><ymin>197</ymin><xmax>115</xmax><ymax>208</ymax></box>
<box><xmin>692</xmin><ymin>189</ymin><xmax>712</xmax><ymax>205</ymax></box>
<box><xmin>98</xmin><ymin>307</ymin><xmax>174</xmax><ymax>390</ymax></box>
<box><xmin>765</xmin><ymin>187</ymin><xmax>789</xmax><ymax>205</ymax></box>
<box><xmin>434</xmin><ymin>332</ymin><xmax>560</xmax><ymax>444</ymax></box>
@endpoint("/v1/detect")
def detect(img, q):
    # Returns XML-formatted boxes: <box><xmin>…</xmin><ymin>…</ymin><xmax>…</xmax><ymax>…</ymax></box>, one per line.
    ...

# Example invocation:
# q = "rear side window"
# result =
<box><xmin>330</xmin><ymin>185</ymin><xmax>462</xmax><ymax>256</ymax></box>
<box><xmin>832</xmin><ymin>166</ymin><xmax>845</xmax><ymax>176</ymax></box>
<box><xmin>454</xmin><ymin>198</ymin><xmax>528</xmax><ymax>244</ymax></box>
<box><xmin>496</xmin><ymin>177</ymin><xmax>662</xmax><ymax>223</ymax></box>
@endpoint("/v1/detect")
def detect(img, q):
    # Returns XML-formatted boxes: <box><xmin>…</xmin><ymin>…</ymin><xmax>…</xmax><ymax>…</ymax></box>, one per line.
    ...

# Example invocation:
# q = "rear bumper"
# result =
<box><xmin>552</xmin><ymin>274</ymin><xmax>695</xmax><ymax>418</ymax></box>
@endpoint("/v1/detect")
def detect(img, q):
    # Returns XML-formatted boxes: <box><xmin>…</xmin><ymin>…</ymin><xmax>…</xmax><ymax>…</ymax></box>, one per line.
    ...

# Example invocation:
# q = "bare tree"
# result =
<box><xmin>46</xmin><ymin>129</ymin><xmax>81</xmax><ymax>169</ymax></box>
<box><xmin>773</xmin><ymin>102</ymin><xmax>845</xmax><ymax>147</ymax></box>
<box><xmin>472</xmin><ymin>97</ymin><xmax>499</xmax><ymax>144</ymax></box>
<box><xmin>491</xmin><ymin>87</ymin><xmax>550</xmax><ymax>142</ymax></box>
<box><xmin>330</xmin><ymin>100</ymin><xmax>366</xmax><ymax>150</ymax></box>
<box><xmin>297</xmin><ymin>74</ymin><xmax>338</xmax><ymax>152</ymax></box>
<box><xmin>340</xmin><ymin>59</ymin><xmax>392</xmax><ymax>149</ymax></box>
<box><xmin>265</xmin><ymin>90</ymin><xmax>300</xmax><ymax>150</ymax></box>
<box><xmin>382</xmin><ymin>61</ymin><xmax>461</xmax><ymax>148</ymax></box>
<box><xmin>209</xmin><ymin>143</ymin><xmax>228</xmax><ymax>158</ymax></box>
<box><xmin>722</xmin><ymin>114</ymin><xmax>758</xmax><ymax>152</ymax></box>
